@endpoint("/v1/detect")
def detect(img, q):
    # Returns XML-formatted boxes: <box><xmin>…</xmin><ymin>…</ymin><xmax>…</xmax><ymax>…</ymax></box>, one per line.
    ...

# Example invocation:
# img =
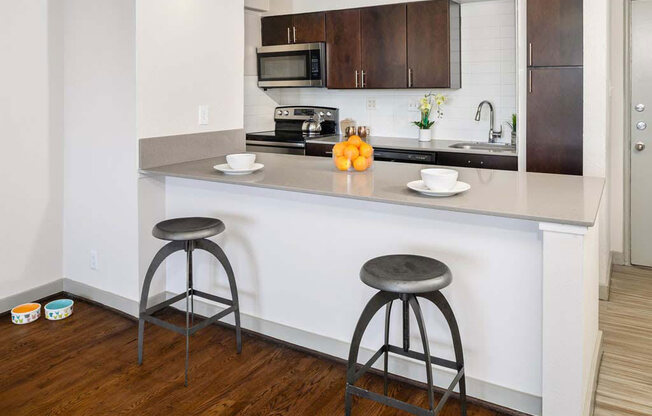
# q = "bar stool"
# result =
<box><xmin>345</xmin><ymin>255</ymin><xmax>467</xmax><ymax>416</ymax></box>
<box><xmin>138</xmin><ymin>217</ymin><xmax>241</xmax><ymax>386</ymax></box>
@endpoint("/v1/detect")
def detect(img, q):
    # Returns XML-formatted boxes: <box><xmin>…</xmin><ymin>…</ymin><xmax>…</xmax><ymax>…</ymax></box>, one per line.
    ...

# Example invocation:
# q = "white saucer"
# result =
<box><xmin>407</xmin><ymin>180</ymin><xmax>471</xmax><ymax>197</ymax></box>
<box><xmin>213</xmin><ymin>163</ymin><xmax>264</xmax><ymax>175</ymax></box>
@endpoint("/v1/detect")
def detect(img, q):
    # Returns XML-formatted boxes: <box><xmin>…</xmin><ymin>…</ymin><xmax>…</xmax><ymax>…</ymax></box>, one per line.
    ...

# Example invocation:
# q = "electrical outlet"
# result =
<box><xmin>90</xmin><ymin>250</ymin><xmax>98</xmax><ymax>271</ymax></box>
<box><xmin>198</xmin><ymin>105</ymin><xmax>209</xmax><ymax>125</ymax></box>
<box><xmin>366</xmin><ymin>98</ymin><xmax>376</xmax><ymax>110</ymax></box>
<box><xmin>408</xmin><ymin>100</ymin><xmax>420</xmax><ymax>112</ymax></box>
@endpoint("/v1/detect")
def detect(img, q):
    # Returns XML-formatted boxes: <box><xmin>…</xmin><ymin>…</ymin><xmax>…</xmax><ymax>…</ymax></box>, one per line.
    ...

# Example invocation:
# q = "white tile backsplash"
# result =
<box><xmin>244</xmin><ymin>0</ymin><xmax>517</xmax><ymax>142</ymax></box>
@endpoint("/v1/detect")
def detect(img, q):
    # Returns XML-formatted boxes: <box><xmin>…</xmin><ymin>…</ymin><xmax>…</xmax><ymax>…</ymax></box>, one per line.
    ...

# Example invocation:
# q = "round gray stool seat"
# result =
<box><xmin>152</xmin><ymin>217</ymin><xmax>225</xmax><ymax>241</ymax></box>
<box><xmin>360</xmin><ymin>255</ymin><xmax>452</xmax><ymax>294</ymax></box>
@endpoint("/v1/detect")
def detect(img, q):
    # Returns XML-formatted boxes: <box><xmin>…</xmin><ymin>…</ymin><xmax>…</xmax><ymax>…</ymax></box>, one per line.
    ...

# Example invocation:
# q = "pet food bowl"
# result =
<box><xmin>44</xmin><ymin>299</ymin><xmax>74</xmax><ymax>321</ymax></box>
<box><xmin>11</xmin><ymin>303</ymin><xmax>41</xmax><ymax>325</ymax></box>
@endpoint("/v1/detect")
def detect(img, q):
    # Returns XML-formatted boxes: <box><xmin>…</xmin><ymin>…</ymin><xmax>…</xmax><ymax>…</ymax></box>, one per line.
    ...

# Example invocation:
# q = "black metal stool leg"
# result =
<box><xmin>420</xmin><ymin>291</ymin><xmax>467</xmax><ymax>416</ymax></box>
<box><xmin>383</xmin><ymin>300</ymin><xmax>394</xmax><ymax>396</ymax></box>
<box><xmin>346</xmin><ymin>290</ymin><xmax>399</xmax><ymax>416</ymax></box>
<box><xmin>138</xmin><ymin>240</ymin><xmax>186</xmax><ymax>365</ymax></box>
<box><xmin>408</xmin><ymin>295</ymin><xmax>435</xmax><ymax>413</ymax></box>
<box><xmin>194</xmin><ymin>239</ymin><xmax>242</xmax><ymax>354</ymax></box>
<box><xmin>184</xmin><ymin>241</ymin><xmax>194</xmax><ymax>387</ymax></box>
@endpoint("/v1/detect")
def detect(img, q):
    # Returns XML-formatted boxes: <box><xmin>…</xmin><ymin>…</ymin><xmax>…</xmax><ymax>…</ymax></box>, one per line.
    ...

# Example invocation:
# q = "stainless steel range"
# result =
<box><xmin>246</xmin><ymin>106</ymin><xmax>339</xmax><ymax>155</ymax></box>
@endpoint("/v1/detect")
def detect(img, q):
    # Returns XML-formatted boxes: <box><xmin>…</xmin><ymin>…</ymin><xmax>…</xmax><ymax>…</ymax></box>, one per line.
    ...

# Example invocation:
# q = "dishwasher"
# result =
<box><xmin>373</xmin><ymin>148</ymin><xmax>437</xmax><ymax>165</ymax></box>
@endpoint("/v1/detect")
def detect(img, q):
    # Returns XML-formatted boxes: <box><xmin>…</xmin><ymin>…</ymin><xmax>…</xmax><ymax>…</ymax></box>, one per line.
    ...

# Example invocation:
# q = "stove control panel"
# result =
<box><xmin>274</xmin><ymin>106</ymin><xmax>339</xmax><ymax>123</ymax></box>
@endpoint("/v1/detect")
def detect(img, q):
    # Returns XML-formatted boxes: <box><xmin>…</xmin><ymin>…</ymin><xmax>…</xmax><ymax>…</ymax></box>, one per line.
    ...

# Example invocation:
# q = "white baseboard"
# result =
<box><xmin>0</xmin><ymin>279</ymin><xmax>64</xmax><ymax>313</ymax></box>
<box><xmin>586</xmin><ymin>331</ymin><xmax>604</xmax><ymax>416</ymax></box>
<box><xmin>599</xmin><ymin>252</ymin><xmax>619</xmax><ymax>301</ymax></box>
<box><xmin>166</xmin><ymin>291</ymin><xmax>542</xmax><ymax>415</ymax></box>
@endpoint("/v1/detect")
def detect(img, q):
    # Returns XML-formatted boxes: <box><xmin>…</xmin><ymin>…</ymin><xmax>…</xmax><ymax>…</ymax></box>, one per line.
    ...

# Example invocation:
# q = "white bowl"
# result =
<box><xmin>11</xmin><ymin>303</ymin><xmax>41</xmax><ymax>325</ymax></box>
<box><xmin>420</xmin><ymin>168</ymin><xmax>459</xmax><ymax>191</ymax></box>
<box><xmin>226</xmin><ymin>153</ymin><xmax>256</xmax><ymax>170</ymax></box>
<box><xmin>44</xmin><ymin>299</ymin><xmax>74</xmax><ymax>321</ymax></box>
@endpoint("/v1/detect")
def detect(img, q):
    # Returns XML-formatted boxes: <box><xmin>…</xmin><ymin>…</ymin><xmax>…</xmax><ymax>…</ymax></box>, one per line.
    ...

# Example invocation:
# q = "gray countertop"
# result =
<box><xmin>142</xmin><ymin>153</ymin><xmax>604</xmax><ymax>227</ymax></box>
<box><xmin>305</xmin><ymin>135</ymin><xmax>518</xmax><ymax>157</ymax></box>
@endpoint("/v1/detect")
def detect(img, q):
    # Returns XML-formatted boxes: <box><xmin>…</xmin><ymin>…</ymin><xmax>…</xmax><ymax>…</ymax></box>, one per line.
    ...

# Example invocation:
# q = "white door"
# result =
<box><xmin>631</xmin><ymin>0</ymin><xmax>652</xmax><ymax>266</ymax></box>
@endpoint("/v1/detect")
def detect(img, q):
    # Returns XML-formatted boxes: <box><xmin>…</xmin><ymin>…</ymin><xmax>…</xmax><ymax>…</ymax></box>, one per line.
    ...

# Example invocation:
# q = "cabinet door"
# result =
<box><xmin>527</xmin><ymin>0</ymin><xmax>583</xmax><ymax>67</ymax></box>
<box><xmin>293</xmin><ymin>12</ymin><xmax>326</xmax><ymax>43</ymax></box>
<box><xmin>360</xmin><ymin>4</ymin><xmax>407</xmax><ymax>89</ymax></box>
<box><xmin>261</xmin><ymin>15</ymin><xmax>293</xmax><ymax>46</ymax></box>
<box><xmin>326</xmin><ymin>9</ymin><xmax>361</xmax><ymax>89</ymax></box>
<box><xmin>407</xmin><ymin>0</ymin><xmax>450</xmax><ymax>88</ymax></box>
<box><xmin>527</xmin><ymin>67</ymin><xmax>583</xmax><ymax>175</ymax></box>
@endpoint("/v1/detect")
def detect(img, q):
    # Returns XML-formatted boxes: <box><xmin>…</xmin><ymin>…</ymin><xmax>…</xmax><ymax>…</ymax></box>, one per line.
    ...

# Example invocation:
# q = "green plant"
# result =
<box><xmin>506</xmin><ymin>113</ymin><xmax>517</xmax><ymax>133</ymax></box>
<box><xmin>412</xmin><ymin>92</ymin><xmax>446</xmax><ymax>129</ymax></box>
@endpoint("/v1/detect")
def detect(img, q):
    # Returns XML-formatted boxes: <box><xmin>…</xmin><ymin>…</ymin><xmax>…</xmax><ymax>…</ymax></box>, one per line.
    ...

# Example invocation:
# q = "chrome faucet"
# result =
<box><xmin>475</xmin><ymin>100</ymin><xmax>502</xmax><ymax>143</ymax></box>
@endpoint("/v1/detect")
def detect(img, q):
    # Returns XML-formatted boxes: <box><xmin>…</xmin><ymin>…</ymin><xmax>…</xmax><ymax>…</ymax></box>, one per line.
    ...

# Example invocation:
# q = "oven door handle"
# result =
<box><xmin>246</xmin><ymin>140</ymin><xmax>305</xmax><ymax>148</ymax></box>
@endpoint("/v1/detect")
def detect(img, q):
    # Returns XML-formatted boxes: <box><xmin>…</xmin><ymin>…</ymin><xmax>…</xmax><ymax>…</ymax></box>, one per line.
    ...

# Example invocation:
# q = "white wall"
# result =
<box><xmin>137</xmin><ymin>0</ymin><xmax>245</xmax><ymax>138</ymax></box>
<box><xmin>0</xmin><ymin>0</ymin><xmax>64</xmax><ymax>298</ymax></box>
<box><xmin>62</xmin><ymin>0</ymin><xmax>139</xmax><ymax>301</ymax></box>
<box><xmin>609</xmin><ymin>1</ymin><xmax>625</xmax><ymax>257</ymax></box>
<box><xmin>245</xmin><ymin>0</ymin><xmax>517</xmax><ymax>142</ymax></box>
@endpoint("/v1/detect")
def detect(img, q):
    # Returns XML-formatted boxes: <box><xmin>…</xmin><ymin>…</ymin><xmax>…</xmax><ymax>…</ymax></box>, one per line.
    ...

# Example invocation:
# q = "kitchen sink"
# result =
<box><xmin>449</xmin><ymin>142</ymin><xmax>516</xmax><ymax>152</ymax></box>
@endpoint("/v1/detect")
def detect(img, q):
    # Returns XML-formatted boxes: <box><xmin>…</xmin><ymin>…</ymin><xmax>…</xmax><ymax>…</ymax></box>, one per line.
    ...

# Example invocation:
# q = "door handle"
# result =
<box><xmin>635</xmin><ymin>142</ymin><xmax>646</xmax><ymax>152</ymax></box>
<box><xmin>293</xmin><ymin>26</ymin><xmax>296</xmax><ymax>43</ymax></box>
<box><xmin>355</xmin><ymin>70</ymin><xmax>359</xmax><ymax>88</ymax></box>
<box><xmin>361</xmin><ymin>70</ymin><xmax>366</xmax><ymax>88</ymax></box>
<box><xmin>528</xmin><ymin>43</ymin><xmax>533</xmax><ymax>66</ymax></box>
<box><xmin>528</xmin><ymin>70</ymin><xmax>532</xmax><ymax>93</ymax></box>
<box><xmin>287</xmin><ymin>27</ymin><xmax>291</xmax><ymax>44</ymax></box>
<box><xmin>408</xmin><ymin>68</ymin><xmax>413</xmax><ymax>87</ymax></box>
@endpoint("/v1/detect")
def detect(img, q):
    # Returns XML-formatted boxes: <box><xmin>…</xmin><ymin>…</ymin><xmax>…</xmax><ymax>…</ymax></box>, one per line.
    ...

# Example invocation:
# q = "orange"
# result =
<box><xmin>347</xmin><ymin>135</ymin><xmax>362</xmax><ymax>147</ymax></box>
<box><xmin>343</xmin><ymin>145</ymin><xmax>360</xmax><ymax>160</ymax></box>
<box><xmin>359</xmin><ymin>142</ymin><xmax>373</xmax><ymax>158</ymax></box>
<box><xmin>332</xmin><ymin>142</ymin><xmax>347</xmax><ymax>157</ymax></box>
<box><xmin>353</xmin><ymin>156</ymin><xmax>369</xmax><ymax>171</ymax></box>
<box><xmin>335</xmin><ymin>156</ymin><xmax>351</xmax><ymax>171</ymax></box>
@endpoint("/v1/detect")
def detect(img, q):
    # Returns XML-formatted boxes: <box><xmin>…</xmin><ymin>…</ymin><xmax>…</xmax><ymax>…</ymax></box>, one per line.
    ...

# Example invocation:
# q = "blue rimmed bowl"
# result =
<box><xmin>44</xmin><ymin>299</ymin><xmax>74</xmax><ymax>321</ymax></box>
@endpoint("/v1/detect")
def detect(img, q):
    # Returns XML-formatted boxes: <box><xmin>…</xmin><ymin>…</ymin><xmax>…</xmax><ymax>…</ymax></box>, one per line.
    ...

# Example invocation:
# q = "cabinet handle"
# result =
<box><xmin>293</xmin><ymin>27</ymin><xmax>296</xmax><ymax>43</ymax></box>
<box><xmin>361</xmin><ymin>70</ymin><xmax>366</xmax><ymax>88</ymax></box>
<box><xmin>528</xmin><ymin>43</ymin><xmax>533</xmax><ymax>66</ymax></box>
<box><xmin>408</xmin><ymin>68</ymin><xmax>413</xmax><ymax>87</ymax></box>
<box><xmin>355</xmin><ymin>70</ymin><xmax>359</xmax><ymax>88</ymax></box>
<box><xmin>287</xmin><ymin>27</ymin><xmax>291</xmax><ymax>44</ymax></box>
<box><xmin>528</xmin><ymin>70</ymin><xmax>532</xmax><ymax>93</ymax></box>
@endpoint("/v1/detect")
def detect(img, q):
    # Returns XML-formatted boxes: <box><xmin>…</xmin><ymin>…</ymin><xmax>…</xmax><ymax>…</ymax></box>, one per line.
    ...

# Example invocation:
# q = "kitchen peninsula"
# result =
<box><xmin>140</xmin><ymin>142</ymin><xmax>604</xmax><ymax>416</ymax></box>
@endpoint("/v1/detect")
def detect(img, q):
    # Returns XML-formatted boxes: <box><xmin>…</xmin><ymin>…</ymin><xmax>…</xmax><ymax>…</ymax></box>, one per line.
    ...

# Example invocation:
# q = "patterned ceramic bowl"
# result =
<box><xmin>44</xmin><ymin>299</ymin><xmax>74</xmax><ymax>321</ymax></box>
<box><xmin>11</xmin><ymin>303</ymin><xmax>41</xmax><ymax>325</ymax></box>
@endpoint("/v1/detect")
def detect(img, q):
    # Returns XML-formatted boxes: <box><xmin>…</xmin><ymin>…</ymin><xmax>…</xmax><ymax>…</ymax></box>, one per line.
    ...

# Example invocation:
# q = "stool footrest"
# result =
<box><xmin>144</xmin><ymin>292</ymin><xmax>187</xmax><ymax>316</ymax></box>
<box><xmin>140</xmin><ymin>290</ymin><xmax>236</xmax><ymax>337</ymax></box>
<box><xmin>387</xmin><ymin>345</ymin><xmax>459</xmax><ymax>371</ymax></box>
<box><xmin>347</xmin><ymin>343</ymin><xmax>465</xmax><ymax>416</ymax></box>
<box><xmin>192</xmin><ymin>289</ymin><xmax>233</xmax><ymax>307</ymax></box>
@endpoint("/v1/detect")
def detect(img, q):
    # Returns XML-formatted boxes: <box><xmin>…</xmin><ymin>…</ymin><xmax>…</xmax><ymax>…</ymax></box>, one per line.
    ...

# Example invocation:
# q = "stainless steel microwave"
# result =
<box><xmin>257</xmin><ymin>43</ymin><xmax>326</xmax><ymax>88</ymax></box>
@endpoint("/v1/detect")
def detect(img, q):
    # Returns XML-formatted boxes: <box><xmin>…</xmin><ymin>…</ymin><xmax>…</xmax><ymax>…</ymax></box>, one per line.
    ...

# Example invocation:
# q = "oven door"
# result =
<box><xmin>246</xmin><ymin>140</ymin><xmax>306</xmax><ymax>155</ymax></box>
<box><xmin>257</xmin><ymin>43</ymin><xmax>325</xmax><ymax>88</ymax></box>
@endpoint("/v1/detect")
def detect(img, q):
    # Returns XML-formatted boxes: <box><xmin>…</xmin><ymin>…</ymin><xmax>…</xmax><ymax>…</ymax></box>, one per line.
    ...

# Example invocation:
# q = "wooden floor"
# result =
<box><xmin>0</xmin><ymin>298</ymin><xmax>518</xmax><ymax>416</ymax></box>
<box><xmin>595</xmin><ymin>265</ymin><xmax>652</xmax><ymax>416</ymax></box>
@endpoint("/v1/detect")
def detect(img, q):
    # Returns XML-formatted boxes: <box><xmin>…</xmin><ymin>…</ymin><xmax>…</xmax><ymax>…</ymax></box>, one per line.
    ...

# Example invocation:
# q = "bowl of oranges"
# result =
<box><xmin>332</xmin><ymin>135</ymin><xmax>374</xmax><ymax>172</ymax></box>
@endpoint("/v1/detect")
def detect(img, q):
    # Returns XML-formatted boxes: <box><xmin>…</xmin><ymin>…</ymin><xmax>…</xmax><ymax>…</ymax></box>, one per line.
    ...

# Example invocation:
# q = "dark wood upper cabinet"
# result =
<box><xmin>292</xmin><ymin>12</ymin><xmax>326</xmax><ymax>43</ymax></box>
<box><xmin>407</xmin><ymin>0</ymin><xmax>460</xmax><ymax>88</ymax></box>
<box><xmin>262</xmin><ymin>13</ymin><xmax>325</xmax><ymax>46</ymax></box>
<box><xmin>326</xmin><ymin>9</ymin><xmax>361</xmax><ymax>89</ymax></box>
<box><xmin>527</xmin><ymin>67</ymin><xmax>583</xmax><ymax>175</ymax></box>
<box><xmin>360</xmin><ymin>4</ymin><xmax>407</xmax><ymax>89</ymax></box>
<box><xmin>261</xmin><ymin>15</ymin><xmax>294</xmax><ymax>46</ymax></box>
<box><xmin>527</xmin><ymin>0</ymin><xmax>583</xmax><ymax>67</ymax></box>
